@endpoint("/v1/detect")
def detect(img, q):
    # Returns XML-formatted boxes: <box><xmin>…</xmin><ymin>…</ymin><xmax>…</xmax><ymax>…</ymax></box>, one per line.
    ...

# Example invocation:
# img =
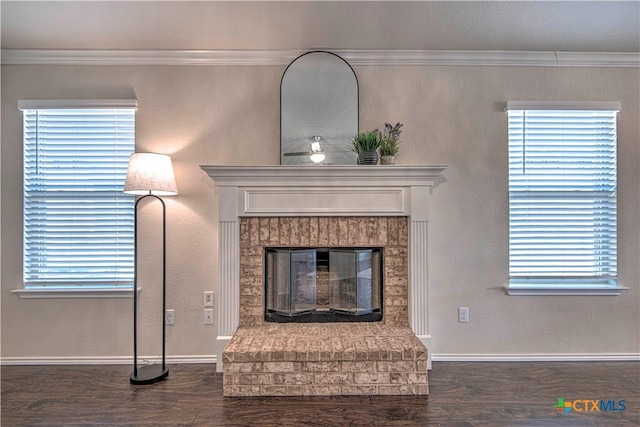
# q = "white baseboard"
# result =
<box><xmin>431</xmin><ymin>353</ymin><xmax>640</xmax><ymax>362</ymax></box>
<box><xmin>3</xmin><ymin>353</ymin><xmax>638</xmax><ymax>366</ymax></box>
<box><xmin>0</xmin><ymin>355</ymin><xmax>217</xmax><ymax>366</ymax></box>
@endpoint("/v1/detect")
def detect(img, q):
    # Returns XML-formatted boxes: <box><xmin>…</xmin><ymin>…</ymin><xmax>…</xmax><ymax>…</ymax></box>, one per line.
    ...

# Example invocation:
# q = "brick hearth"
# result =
<box><xmin>223</xmin><ymin>324</ymin><xmax>428</xmax><ymax>396</ymax></box>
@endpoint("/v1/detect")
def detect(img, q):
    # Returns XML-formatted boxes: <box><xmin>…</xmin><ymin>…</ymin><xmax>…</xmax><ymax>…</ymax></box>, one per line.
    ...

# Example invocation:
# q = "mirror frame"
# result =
<box><xmin>280</xmin><ymin>50</ymin><xmax>359</xmax><ymax>165</ymax></box>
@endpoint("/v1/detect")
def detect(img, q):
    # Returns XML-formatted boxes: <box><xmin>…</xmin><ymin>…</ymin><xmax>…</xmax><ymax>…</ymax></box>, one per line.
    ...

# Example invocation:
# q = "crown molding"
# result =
<box><xmin>2</xmin><ymin>49</ymin><xmax>639</xmax><ymax>67</ymax></box>
<box><xmin>555</xmin><ymin>51</ymin><xmax>640</xmax><ymax>67</ymax></box>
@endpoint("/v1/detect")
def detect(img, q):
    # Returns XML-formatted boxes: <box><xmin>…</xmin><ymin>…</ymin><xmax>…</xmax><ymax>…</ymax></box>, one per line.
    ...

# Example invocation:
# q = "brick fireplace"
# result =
<box><xmin>201</xmin><ymin>165</ymin><xmax>447</xmax><ymax>396</ymax></box>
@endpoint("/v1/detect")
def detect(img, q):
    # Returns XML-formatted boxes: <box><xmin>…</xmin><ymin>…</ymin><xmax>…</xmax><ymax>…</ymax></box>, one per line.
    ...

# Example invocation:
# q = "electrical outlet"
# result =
<box><xmin>165</xmin><ymin>309</ymin><xmax>175</xmax><ymax>325</ymax></box>
<box><xmin>204</xmin><ymin>291</ymin><xmax>214</xmax><ymax>307</ymax></box>
<box><xmin>458</xmin><ymin>307</ymin><xmax>469</xmax><ymax>323</ymax></box>
<box><xmin>204</xmin><ymin>309</ymin><xmax>214</xmax><ymax>325</ymax></box>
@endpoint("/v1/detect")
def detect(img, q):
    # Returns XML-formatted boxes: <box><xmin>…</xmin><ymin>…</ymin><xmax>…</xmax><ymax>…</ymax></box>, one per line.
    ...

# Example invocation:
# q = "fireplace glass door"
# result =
<box><xmin>330</xmin><ymin>249</ymin><xmax>381</xmax><ymax>315</ymax></box>
<box><xmin>266</xmin><ymin>249</ymin><xmax>317</xmax><ymax>316</ymax></box>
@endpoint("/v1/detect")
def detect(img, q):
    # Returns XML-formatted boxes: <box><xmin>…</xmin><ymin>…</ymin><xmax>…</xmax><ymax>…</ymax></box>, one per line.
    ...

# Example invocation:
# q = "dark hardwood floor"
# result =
<box><xmin>2</xmin><ymin>361</ymin><xmax>638</xmax><ymax>426</ymax></box>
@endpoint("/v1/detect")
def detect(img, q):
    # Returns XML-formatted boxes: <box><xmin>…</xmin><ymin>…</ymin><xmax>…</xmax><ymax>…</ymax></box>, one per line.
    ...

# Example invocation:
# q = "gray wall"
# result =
<box><xmin>1</xmin><ymin>64</ymin><xmax>638</xmax><ymax>361</ymax></box>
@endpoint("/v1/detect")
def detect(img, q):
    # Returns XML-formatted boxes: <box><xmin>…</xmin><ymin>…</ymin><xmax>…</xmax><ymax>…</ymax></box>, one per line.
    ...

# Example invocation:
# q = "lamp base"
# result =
<box><xmin>130</xmin><ymin>365</ymin><xmax>169</xmax><ymax>385</ymax></box>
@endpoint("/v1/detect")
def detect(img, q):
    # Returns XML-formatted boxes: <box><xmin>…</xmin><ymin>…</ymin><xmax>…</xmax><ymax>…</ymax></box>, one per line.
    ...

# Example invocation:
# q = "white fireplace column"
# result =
<box><xmin>201</xmin><ymin>165</ymin><xmax>448</xmax><ymax>372</ymax></box>
<box><xmin>215</xmin><ymin>186</ymin><xmax>241</xmax><ymax>371</ymax></box>
<box><xmin>409</xmin><ymin>185</ymin><xmax>432</xmax><ymax>367</ymax></box>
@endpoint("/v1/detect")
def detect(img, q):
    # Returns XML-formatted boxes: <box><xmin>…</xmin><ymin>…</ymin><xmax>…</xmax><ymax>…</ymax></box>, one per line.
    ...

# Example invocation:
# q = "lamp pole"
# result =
<box><xmin>130</xmin><ymin>193</ymin><xmax>169</xmax><ymax>385</ymax></box>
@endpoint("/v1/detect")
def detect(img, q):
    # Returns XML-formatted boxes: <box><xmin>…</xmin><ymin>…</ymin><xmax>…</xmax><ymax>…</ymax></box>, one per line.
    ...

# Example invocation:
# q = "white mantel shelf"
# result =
<box><xmin>201</xmin><ymin>165</ymin><xmax>448</xmax><ymax>186</ymax></box>
<box><xmin>201</xmin><ymin>164</ymin><xmax>448</xmax><ymax>371</ymax></box>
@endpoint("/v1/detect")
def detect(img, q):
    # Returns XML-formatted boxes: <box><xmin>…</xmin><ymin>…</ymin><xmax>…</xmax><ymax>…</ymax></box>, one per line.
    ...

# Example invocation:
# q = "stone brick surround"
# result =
<box><xmin>223</xmin><ymin>324</ymin><xmax>428</xmax><ymax>396</ymax></box>
<box><xmin>239</xmin><ymin>216</ymin><xmax>410</xmax><ymax>327</ymax></box>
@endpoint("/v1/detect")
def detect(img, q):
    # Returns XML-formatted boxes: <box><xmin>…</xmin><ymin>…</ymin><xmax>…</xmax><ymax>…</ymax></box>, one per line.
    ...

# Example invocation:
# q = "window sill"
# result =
<box><xmin>12</xmin><ymin>288</ymin><xmax>140</xmax><ymax>299</ymax></box>
<box><xmin>506</xmin><ymin>286</ymin><xmax>629</xmax><ymax>296</ymax></box>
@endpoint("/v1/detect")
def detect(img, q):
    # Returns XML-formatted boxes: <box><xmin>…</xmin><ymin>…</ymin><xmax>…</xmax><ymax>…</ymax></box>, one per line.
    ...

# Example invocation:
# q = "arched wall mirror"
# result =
<box><xmin>281</xmin><ymin>51</ymin><xmax>358</xmax><ymax>165</ymax></box>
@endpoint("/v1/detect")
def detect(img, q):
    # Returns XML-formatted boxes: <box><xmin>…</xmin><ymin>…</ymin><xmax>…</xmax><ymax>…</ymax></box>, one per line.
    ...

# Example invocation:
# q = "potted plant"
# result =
<box><xmin>379</xmin><ymin>122</ymin><xmax>403</xmax><ymax>165</ymax></box>
<box><xmin>350</xmin><ymin>130</ymin><xmax>382</xmax><ymax>165</ymax></box>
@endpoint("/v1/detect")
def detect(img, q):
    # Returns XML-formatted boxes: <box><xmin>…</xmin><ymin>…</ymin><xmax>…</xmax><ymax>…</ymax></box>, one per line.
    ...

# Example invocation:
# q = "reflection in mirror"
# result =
<box><xmin>281</xmin><ymin>51</ymin><xmax>358</xmax><ymax>165</ymax></box>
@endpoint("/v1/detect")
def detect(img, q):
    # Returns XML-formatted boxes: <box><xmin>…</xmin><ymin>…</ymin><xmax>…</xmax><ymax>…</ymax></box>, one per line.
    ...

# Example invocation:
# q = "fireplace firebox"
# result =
<box><xmin>265</xmin><ymin>247</ymin><xmax>383</xmax><ymax>323</ymax></box>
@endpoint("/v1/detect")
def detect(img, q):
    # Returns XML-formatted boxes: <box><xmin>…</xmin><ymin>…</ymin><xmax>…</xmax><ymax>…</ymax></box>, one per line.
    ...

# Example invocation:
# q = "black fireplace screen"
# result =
<box><xmin>265</xmin><ymin>248</ymin><xmax>382</xmax><ymax>322</ymax></box>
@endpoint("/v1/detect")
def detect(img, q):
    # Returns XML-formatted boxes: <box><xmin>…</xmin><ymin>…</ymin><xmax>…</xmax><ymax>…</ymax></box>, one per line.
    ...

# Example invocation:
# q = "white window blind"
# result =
<box><xmin>507</xmin><ymin>102</ymin><xmax>619</xmax><ymax>291</ymax></box>
<box><xmin>21</xmin><ymin>101</ymin><xmax>136</xmax><ymax>290</ymax></box>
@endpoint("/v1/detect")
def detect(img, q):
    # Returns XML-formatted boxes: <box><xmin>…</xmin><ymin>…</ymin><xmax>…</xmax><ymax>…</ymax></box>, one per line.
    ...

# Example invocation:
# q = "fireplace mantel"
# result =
<box><xmin>201</xmin><ymin>165</ymin><xmax>448</xmax><ymax>371</ymax></box>
<box><xmin>201</xmin><ymin>165</ymin><xmax>447</xmax><ymax>219</ymax></box>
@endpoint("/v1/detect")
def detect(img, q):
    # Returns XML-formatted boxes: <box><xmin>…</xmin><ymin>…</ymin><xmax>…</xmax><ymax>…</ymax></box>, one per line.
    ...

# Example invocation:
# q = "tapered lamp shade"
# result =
<box><xmin>124</xmin><ymin>153</ymin><xmax>178</xmax><ymax>196</ymax></box>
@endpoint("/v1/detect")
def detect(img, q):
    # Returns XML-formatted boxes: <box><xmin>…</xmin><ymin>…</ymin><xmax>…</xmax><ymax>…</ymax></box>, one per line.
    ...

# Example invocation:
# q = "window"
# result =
<box><xmin>18</xmin><ymin>100</ymin><xmax>137</xmax><ymax>297</ymax></box>
<box><xmin>506</xmin><ymin>101</ymin><xmax>626</xmax><ymax>295</ymax></box>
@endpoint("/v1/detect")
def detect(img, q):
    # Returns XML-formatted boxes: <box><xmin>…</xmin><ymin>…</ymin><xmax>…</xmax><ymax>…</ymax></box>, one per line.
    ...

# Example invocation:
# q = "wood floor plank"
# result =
<box><xmin>2</xmin><ymin>362</ymin><xmax>638</xmax><ymax>426</ymax></box>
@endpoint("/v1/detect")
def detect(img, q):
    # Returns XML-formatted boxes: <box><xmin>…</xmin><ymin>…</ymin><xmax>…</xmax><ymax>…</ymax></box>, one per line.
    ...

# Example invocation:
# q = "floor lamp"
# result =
<box><xmin>124</xmin><ymin>152</ymin><xmax>178</xmax><ymax>385</ymax></box>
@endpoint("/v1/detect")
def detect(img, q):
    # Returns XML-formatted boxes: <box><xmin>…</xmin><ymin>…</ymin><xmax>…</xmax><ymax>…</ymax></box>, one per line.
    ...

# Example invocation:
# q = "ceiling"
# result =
<box><xmin>1</xmin><ymin>1</ymin><xmax>639</xmax><ymax>52</ymax></box>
